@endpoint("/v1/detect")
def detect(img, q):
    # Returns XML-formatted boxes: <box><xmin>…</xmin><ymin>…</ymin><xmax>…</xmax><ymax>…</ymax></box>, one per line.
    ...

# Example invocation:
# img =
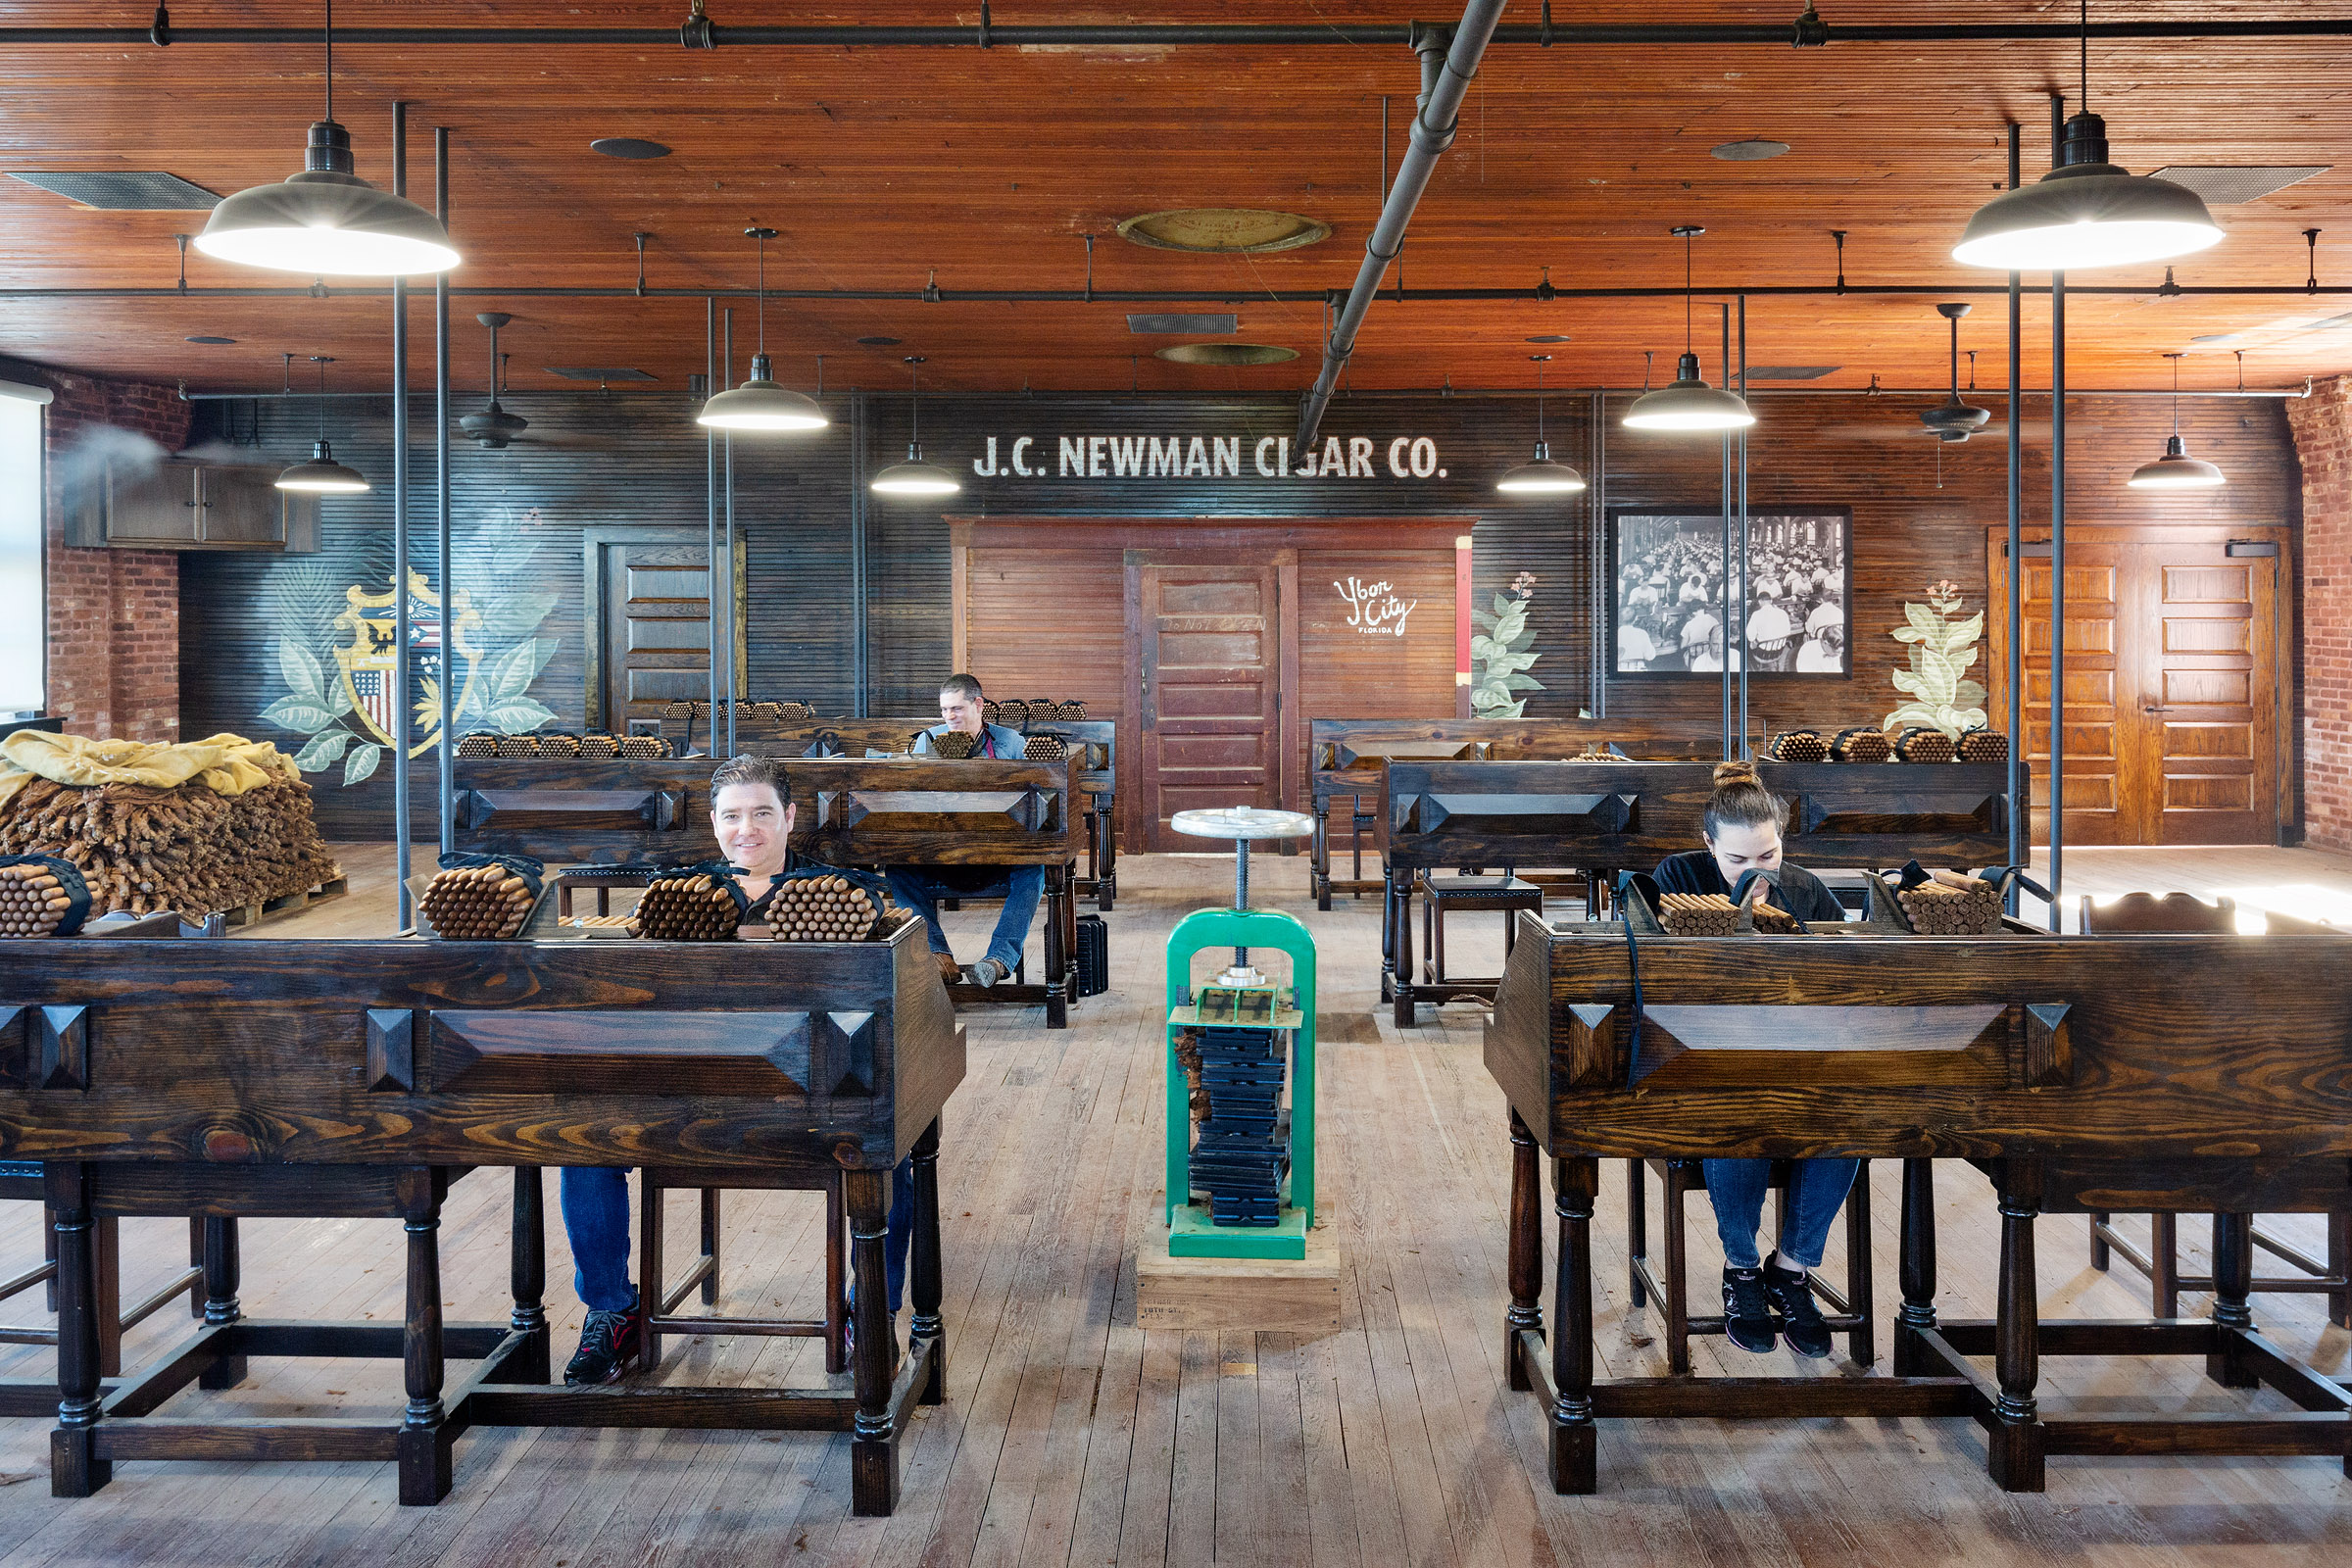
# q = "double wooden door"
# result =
<box><xmin>1131</xmin><ymin>560</ymin><xmax>1287</xmax><ymax>852</ymax></box>
<box><xmin>583</xmin><ymin>527</ymin><xmax>746</xmax><ymax>737</ymax></box>
<box><xmin>1987</xmin><ymin>525</ymin><xmax>2287</xmax><ymax>846</ymax></box>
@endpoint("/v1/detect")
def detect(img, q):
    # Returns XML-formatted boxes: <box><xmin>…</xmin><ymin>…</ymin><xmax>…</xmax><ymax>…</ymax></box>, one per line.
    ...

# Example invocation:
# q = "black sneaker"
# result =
<box><xmin>1722</xmin><ymin>1267</ymin><xmax>1780</xmax><ymax>1353</ymax></box>
<box><xmin>564</xmin><ymin>1302</ymin><xmax>641</xmax><ymax>1386</ymax></box>
<box><xmin>1763</xmin><ymin>1261</ymin><xmax>1834</xmax><ymax>1357</ymax></box>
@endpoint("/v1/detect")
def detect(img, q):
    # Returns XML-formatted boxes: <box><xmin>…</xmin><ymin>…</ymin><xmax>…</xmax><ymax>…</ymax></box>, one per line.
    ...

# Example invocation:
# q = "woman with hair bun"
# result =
<box><xmin>1651</xmin><ymin>760</ymin><xmax>1854</xmax><ymax>1360</ymax></box>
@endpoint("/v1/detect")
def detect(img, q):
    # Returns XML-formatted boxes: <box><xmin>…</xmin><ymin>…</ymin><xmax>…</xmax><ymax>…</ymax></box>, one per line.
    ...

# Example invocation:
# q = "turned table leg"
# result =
<box><xmin>1989</xmin><ymin>1168</ymin><xmax>2045</xmax><ymax>1493</ymax></box>
<box><xmin>2206</xmin><ymin>1211</ymin><xmax>2259</xmax><ymax>1390</ymax></box>
<box><xmin>1893</xmin><ymin>1158</ymin><xmax>1939</xmax><ymax>1377</ymax></box>
<box><xmin>1505</xmin><ymin>1112</ymin><xmax>1544</xmax><ymax>1391</ymax></box>
<box><xmin>1549</xmin><ymin>1155</ymin><xmax>1599</xmax><ymax>1494</ymax></box>
<box><xmin>197</xmin><ymin>1215</ymin><xmax>247</xmax><ymax>1390</ymax></box>
<box><xmin>847</xmin><ymin>1167</ymin><xmax>900</xmax><ymax>1516</ymax></box>
<box><xmin>398</xmin><ymin>1170</ymin><xmax>453</xmax><ymax>1505</ymax></box>
<box><xmin>48</xmin><ymin>1163</ymin><xmax>109</xmax><ymax>1498</ymax></box>
<box><xmin>511</xmin><ymin>1167</ymin><xmax>550</xmax><ymax>1385</ymax></box>
<box><xmin>910</xmin><ymin>1118</ymin><xmax>947</xmax><ymax>1405</ymax></box>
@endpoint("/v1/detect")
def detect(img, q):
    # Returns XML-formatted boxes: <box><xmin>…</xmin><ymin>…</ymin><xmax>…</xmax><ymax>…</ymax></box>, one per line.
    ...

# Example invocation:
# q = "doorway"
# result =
<box><xmin>582</xmin><ymin>526</ymin><xmax>746</xmax><ymax>736</ymax></box>
<box><xmin>1987</xmin><ymin>524</ymin><xmax>2290</xmax><ymax>846</ymax></box>
<box><xmin>1129</xmin><ymin>558</ymin><xmax>1286</xmax><ymax>851</ymax></box>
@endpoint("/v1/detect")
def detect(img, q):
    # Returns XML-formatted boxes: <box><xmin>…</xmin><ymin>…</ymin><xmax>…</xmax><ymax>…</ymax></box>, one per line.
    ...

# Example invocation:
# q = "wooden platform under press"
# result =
<box><xmin>1137</xmin><ymin>1230</ymin><xmax>1344</xmax><ymax>1335</ymax></box>
<box><xmin>217</xmin><ymin>872</ymin><xmax>349</xmax><ymax>929</ymax></box>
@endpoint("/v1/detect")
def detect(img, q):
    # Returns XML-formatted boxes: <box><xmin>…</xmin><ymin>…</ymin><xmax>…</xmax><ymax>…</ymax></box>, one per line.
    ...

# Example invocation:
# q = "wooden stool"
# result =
<box><xmin>0</xmin><ymin>1163</ymin><xmax>205</xmax><ymax>1414</ymax></box>
<box><xmin>639</xmin><ymin>1170</ymin><xmax>848</xmax><ymax>1375</ymax></box>
<box><xmin>1626</xmin><ymin>1156</ymin><xmax>1876</xmax><ymax>1373</ymax></box>
<box><xmin>1417</xmin><ymin>873</ymin><xmax>1544</xmax><ymax>988</ymax></box>
<box><xmin>2079</xmin><ymin>893</ymin><xmax>2351</xmax><ymax>1327</ymax></box>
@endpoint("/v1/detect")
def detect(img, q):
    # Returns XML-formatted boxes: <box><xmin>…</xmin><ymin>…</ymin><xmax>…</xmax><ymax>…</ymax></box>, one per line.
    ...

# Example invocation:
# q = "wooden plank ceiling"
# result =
<box><xmin>3</xmin><ymin>2</ymin><xmax>2351</xmax><ymax>399</ymax></box>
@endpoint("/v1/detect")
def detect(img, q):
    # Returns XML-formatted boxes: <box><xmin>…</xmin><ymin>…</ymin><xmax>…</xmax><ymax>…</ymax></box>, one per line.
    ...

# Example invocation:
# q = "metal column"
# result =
<box><xmin>2005</xmin><ymin>122</ymin><xmax>2026</xmax><ymax>881</ymax></box>
<box><xmin>1736</xmin><ymin>294</ymin><xmax>1749</xmax><ymax>758</ymax></box>
<box><xmin>390</xmin><ymin>102</ymin><xmax>413</xmax><ymax>928</ymax></box>
<box><xmin>433</xmin><ymin>125</ymin><xmax>454</xmax><ymax>858</ymax></box>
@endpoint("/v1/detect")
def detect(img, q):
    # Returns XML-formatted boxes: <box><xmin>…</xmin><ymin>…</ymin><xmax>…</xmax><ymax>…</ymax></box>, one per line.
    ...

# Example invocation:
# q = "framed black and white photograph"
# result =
<box><xmin>1609</xmin><ymin>509</ymin><xmax>1852</xmax><ymax>676</ymax></box>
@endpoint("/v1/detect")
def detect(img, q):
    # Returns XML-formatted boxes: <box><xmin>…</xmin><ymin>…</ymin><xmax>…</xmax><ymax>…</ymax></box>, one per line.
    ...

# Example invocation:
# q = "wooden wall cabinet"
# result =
<box><xmin>67</xmin><ymin>455</ymin><xmax>318</xmax><ymax>552</ymax></box>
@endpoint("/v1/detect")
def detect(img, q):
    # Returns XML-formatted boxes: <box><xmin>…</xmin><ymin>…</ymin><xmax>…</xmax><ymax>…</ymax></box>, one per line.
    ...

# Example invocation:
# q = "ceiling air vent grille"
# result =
<box><xmin>2145</xmin><ymin>166</ymin><xmax>2328</xmax><ymax>205</ymax></box>
<box><xmin>1742</xmin><ymin>366</ymin><xmax>1839</xmax><ymax>381</ymax></box>
<box><xmin>1127</xmin><ymin>314</ymin><xmax>1238</xmax><ymax>335</ymax></box>
<box><xmin>8</xmin><ymin>171</ymin><xmax>220</xmax><ymax>210</ymax></box>
<box><xmin>544</xmin><ymin>368</ymin><xmax>659</xmax><ymax>382</ymax></box>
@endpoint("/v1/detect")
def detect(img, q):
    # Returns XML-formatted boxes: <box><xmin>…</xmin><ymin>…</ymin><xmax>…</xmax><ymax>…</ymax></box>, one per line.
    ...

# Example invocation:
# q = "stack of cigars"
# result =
<box><xmin>632</xmin><ymin>871</ymin><xmax>741</xmax><ymax>940</ymax></box>
<box><xmin>1657</xmin><ymin>892</ymin><xmax>1797</xmax><ymax>936</ymax></box>
<box><xmin>1896</xmin><ymin>869</ymin><xmax>2005</xmax><ymax>934</ymax></box>
<box><xmin>418</xmin><ymin>864</ymin><xmax>537</xmax><ymax>939</ymax></box>
<box><xmin>0</xmin><ymin>863</ymin><xmax>75</xmax><ymax>937</ymax></box>
<box><xmin>744</xmin><ymin>874</ymin><xmax>886</xmax><ymax>943</ymax></box>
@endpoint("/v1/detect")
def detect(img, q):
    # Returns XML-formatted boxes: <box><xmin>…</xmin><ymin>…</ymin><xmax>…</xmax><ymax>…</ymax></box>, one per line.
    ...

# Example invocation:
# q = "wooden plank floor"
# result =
<box><xmin>1</xmin><ymin>843</ymin><xmax>2348</xmax><ymax>1563</ymax></box>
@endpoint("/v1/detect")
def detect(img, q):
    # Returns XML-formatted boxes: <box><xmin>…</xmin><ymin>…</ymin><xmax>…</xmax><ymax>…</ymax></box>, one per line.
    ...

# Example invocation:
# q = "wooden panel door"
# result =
<box><xmin>1987</xmin><ymin>526</ymin><xmax>2282</xmax><ymax>846</ymax></box>
<box><xmin>1134</xmin><ymin>562</ymin><xmax>1281</xmax><ymax>851</ymax></box>
<box><xmin>585</xmin><ymin>528</ymin><xmax>744</xmax><ymax>737</ymax></box>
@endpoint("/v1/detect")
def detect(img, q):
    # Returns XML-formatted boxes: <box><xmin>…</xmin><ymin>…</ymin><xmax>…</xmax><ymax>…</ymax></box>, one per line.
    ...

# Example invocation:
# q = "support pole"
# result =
<box><xmin>391</xmin><ymin>102</ymin><xmax>413</xmax><ymax>929</ymax></box>
<box><xmin>851</xmin><ymin>387</ymin><xmax>869</xmax><ymax>715</ymax></box>
<box><xmin>2047</xmin><ymin>98</ymin><xmax>2067</xmax><ymax>931</ymax></box>
<box><xmin>2006</xmin><ymin>122</ymin><xmax>2026</xmax><ymax>884</ymax></box>
<box><xmin>1719</xmin><ymin>305</ymin><xmax>1733</xmax><ymax>760</ymax></box>
<box><xmin>705</xmin><ymin>298</ymin><xmax>718</xmax><ymax>750</ymax></box>
<box><xmin>1736</xmin><ymin>294</ymin><xmax>1749</xmax><ymax>756</ymax></box>
<box><xmin>722</xmin><ymin>309</ymin><xmax>738</xmax><ymax>760</ymax></box>
<box><xmin>434</xmin><ymin>125</ymin><xmax>454</xmax><ymax>858</ymax></box>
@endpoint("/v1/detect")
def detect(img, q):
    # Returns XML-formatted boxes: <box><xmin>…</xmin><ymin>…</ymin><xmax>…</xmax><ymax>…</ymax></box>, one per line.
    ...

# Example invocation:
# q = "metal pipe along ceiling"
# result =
<box><xmin>1297</xmin><ymin>5</ymin><xmax>1508</xmax><ymax>454</ymax></box>
<box><xmin>24</xmin><ymin>18</ymin><xmax>2352</xmax><ymax>47</ymax></box>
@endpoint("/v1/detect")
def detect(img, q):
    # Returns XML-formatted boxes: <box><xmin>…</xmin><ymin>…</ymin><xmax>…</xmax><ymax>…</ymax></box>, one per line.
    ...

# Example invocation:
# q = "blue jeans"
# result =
<box><xmin>885</xmin><ymin>863</ymin><xmax>1044</xmax><ymax>973</ymax></box>
<box><xmin>560</xmin><ymin>1161</ymin><xmax>919</xmax><ymax>1314</ymax></box>
<box><xmin>1702</xmin><ymin>1158</ymin><xmax>1858</xmax><ymax>1271</ymax></box>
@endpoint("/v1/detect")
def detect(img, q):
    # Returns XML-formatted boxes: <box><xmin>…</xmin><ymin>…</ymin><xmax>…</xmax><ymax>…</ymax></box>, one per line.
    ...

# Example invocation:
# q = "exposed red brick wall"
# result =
<box><xmin>34</xmin><ymin>370</ymin><xmax>188</xmax><ymax>741</ymax></box>
<box><xmin>2286</xmin><ymin>376</ymin><xmax>2352</xmax><ymax>853</ymax></box>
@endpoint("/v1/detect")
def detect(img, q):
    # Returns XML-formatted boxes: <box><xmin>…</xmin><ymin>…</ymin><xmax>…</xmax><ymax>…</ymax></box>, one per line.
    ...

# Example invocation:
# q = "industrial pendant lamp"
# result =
<box><xmin>1919</xmin><ymin>303</ymin><xmax>1993</xmax><ymax>442</ymax></box>
<box><xmin>2128</xmin><ymin>354</ymin><xmax>2226</xmax><ymax>489</ymax></box>
<box><xmin>1495</xmin><ymin>357</ymin><xmax>1587</xmax><ymax>493</ymax></box>
<box><xmin>697</xmin><ymin>227</ymin><xmax>828</xmax><ymax>431</ymax></box>
<box><xmin>275</xmin><ymin>356</ymin><xmax>370</xmax><ymax>493</ymax></box>
<box><xmin>870</xmin><ymin>357</ymin><xmax>962</xmax><ymax>497</ymax></box>
<box><xmin>1623</xmin><ymin>225</ymin><xmax>1754</xmax><ymax>432</ymax></box>
<box><xmin>194</xmin><ymin>2</ymin><xmax>460</xmax><ymax>276</ymax></box>
<box><xmin>1952</xmin><ymin>3</ymin><xmax>2222</xmax><ymax>271</ymax></box>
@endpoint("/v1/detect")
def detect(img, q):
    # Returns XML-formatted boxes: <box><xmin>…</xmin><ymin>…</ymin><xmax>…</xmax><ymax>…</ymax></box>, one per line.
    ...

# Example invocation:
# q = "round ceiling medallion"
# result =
<box><xmin>1154</xmin><ymin>343</ymin><xmax>1298</xmax><ymax>367</ymax></box>
<box><xmin>1116</xmin><ymin>208</ymin><xmax>1330</xmax><ymax>254</ymax></box>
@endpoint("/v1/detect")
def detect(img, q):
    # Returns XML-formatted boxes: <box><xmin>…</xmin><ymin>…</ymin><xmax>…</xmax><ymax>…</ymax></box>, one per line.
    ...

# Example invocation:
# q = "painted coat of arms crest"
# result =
<box><xmin>333</xmin><ymin>573</ymin><xmax>481</xmax><ymax>751</ymax></box>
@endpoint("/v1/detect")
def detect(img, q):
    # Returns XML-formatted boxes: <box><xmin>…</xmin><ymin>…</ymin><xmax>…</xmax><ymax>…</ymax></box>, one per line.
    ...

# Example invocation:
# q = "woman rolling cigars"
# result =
<box><xmin>560</xmin><ymin>755</ymin><xmax>919</xmax><ymax>1383</ymax></box>
<box><xmin>1651</xmin><ymin>760</ymin><xmax>1854</xmax><ymax>1358</ymax></box>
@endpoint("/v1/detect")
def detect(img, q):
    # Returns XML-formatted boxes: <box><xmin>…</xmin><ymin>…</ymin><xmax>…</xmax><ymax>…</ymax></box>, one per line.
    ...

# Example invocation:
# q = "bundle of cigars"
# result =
<box><xmin>0</xmin><ymin>861</ymin><xmax>79</xmax><ymax>938</ymax></box>
<box><xmin>1896</xmin><ymin>868</ymin><xmax>2004</xmax><ymax>934</ymax></box>
<box><xmin>929</xmin><ymin>729</ymin><xmax>979</xmax><ymax>760</ymax></box>
<box><xmin>418</xmin><ymin>863</ymin><xmax>538</xmax><ymax>939</ymax></box>
<box><xmin>745</xmin><ymin>873</ymin><xmax>887</xmax><ymax>944</ymax></box>
<box><xmin>1022</xmin><ymin>734</ymin><xmax>1067</xmax><ymax>761</ymax></box>
<box><xmin>1657</xmin><ymin>891</ymin><xmax>1797</xmax><ymax>936</ymax></box>
<box><xmin>1831</xmin><ymin>726</ymin><xmax>1893</xmax><ymax>762</ymax></box>
<box><xmin>1893</xmin><ymin>725</ymin><xmax>1958</xmax><ymax>762</ymax></box>
<box><xmin>631</xmin><ymin>870</ymin><xmax>743</xmax><ymax>941</ymax></box>
<box><xmin>1957</xmin><ymin>729</ymin><xmax>2009</xmax><ymax>764</ymax></box>
<box><xmin>1767</xmin><ymin>729</ymin><xmax>1829</xmax><ymax>762</ymax></box>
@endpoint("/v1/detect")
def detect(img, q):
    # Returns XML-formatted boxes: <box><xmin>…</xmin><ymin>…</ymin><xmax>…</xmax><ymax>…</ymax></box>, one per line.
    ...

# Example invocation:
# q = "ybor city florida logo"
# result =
<box><xmin>969</xmin><ymin>432</ymin><xmax>1448</xmax><ymax>481</ymax></box>
<box><xmin>1334</xmin><ymin>577</ymin><xmax>1418</xmax><ymax>636</ymax></box>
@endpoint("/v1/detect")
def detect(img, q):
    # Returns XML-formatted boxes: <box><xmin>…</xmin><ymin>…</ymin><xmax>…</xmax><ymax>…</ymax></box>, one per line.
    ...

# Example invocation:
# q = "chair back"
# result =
<box><xmin>2080</xmin><ymin>891</ymin><xmax>2235</xmax><ymax>935</ymax></box>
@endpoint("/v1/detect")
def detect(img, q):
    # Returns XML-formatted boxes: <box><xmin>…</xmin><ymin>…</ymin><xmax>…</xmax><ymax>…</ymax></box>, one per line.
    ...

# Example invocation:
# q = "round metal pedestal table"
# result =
<box><xmin>1170</xmin><ymin>806</ymin><xmax>1314</xmax><ymax>985</ymax></box>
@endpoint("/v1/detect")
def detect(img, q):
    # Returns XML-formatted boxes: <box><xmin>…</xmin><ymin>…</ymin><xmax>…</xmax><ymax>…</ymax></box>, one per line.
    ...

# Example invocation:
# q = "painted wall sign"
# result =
<box><xmin>1334</xmin><ymin>576</ymin><xmax>1419</xmax><ymax>637</ymax></box>
<box><xmin>969</xmin><ymin>431</ymin><xmax>1448</xmax><ymax>481</ymax></box>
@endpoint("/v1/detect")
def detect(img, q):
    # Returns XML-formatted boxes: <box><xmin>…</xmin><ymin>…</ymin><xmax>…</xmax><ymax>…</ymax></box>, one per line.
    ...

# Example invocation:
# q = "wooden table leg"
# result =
<box><xmin>1312</xmin><ymin>799</ymin><xmax>1331</xmax><ymax>910</ymax></box>
<box><xmin>911</xmin><ymin>1118</ymin><xmax>947</xmax><ymax>1405</ymax></box>
<box><xmin>197</xmin><ymin>1215</ymin><xmax>247</xmax><ymax>1390</ymax></box>
<box><xmin>94</xmin><ymin>1215</ymin><xmax>122</xmax><ymax>1380</ymax></box>
<box><xmin>1045</xmin><ymin>865</ymin><xmax>1070</xmax><ymax>1030</ymax></box>
<box><xmin>1893</xmin><ymin>1157</ymin><xmax>1938</xmax><ymax>1376</ymax></box>
<box><xmin>1549</xmin><ymin>1155</ymin><xmax>1599</xmax><ymax>1494</ymax></box>
<box><xmin>2206</xmin><ymin>1211</ymin><xmax>2259</xmax><ymax>1389</ymax></box>
<box><xmin>47</xmin><ymin>1162</ymin><xmax>109</xmax><ymax>1498</ymax></box>
<box><xmin>2151</xmin><ymin>1212</ymin><xmax>2180</xmax><ymax>1317</ymax></box>
<box><xmin>1625</xmin><ymin>1157</ymin><xmax>1647</xmax><ymax>1309</ymax></box>
<box><xmin>1392</xmin><ymin>874</ymin><xmax>1415</xmax><ymax>1029</ymax></box>
<box><xmin>398</xmin><ymin>1169</ymin><xmax>454</xmax><ymax>1505</ymax></box>
<box><xmin>1505</xmin><ymin>1112</ymin><xmax>1543</xmax><ymax>1391</ymax></box>
<box><xmin>1989</xmin><ymin>1165</ymin><xmax>2045</xmax><ymax>1493</ymax></box>
<box><xmin>1096</xmin><ymin>803</ymin><xmax>1117</xmax><ymax>911</ymax></box>
<box><xmin>847</xmin><ymin>1167</ymin><xmax>900</xmax><ymax>1516</ymax></box>
<box><xmin>510</xmin><ymin>1167</ymin><xmax>550</xmax><ymax>1385</ymax></box>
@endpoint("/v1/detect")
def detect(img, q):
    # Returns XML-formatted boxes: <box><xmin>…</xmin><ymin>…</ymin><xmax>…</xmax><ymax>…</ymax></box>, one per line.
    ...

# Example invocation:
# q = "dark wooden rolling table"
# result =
<box><xmin>1484</xmin><ymin>912</ymin><xmax>2352</xmax><ymax>1494</ymax></box>
<box><xmin>452</xmin><ymin>755</ymin><xmax>1084</xmax><ymax>1028</ymax></box>
<box><xmin>0</xmin><ymin>921</ymin><xmax>963</xmax><ymax>1516</ymax></box>
<box><xmin>1383</xmin><ymin>758</ymin><xmax>2012</xmax><ymax>1025</ymax></box>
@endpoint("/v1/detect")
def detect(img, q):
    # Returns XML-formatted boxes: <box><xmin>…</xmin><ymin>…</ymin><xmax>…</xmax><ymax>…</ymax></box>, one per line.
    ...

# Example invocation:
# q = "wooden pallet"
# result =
<box><xmin>219</xmin><ymin>873</ymin><xmax>350</xmax><ymax>930</ymax></box>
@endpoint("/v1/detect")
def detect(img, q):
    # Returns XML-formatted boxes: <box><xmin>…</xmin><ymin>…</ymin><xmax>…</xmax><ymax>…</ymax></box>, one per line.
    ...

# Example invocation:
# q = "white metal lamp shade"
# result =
<box><xmin>1953</xmin><ymin>115</ymin><xmax>2222</xmax><ymax>271</ymax></box>
<box><xmin>870</xmin><ymin>444</ymin><xmax>962</xmax><ymax>497</ymax></box>
<box><xmin>1495</xmin><ymin>443</ymin><xmax>1588</xmax><ymax>494</ymax></box>
<box><xmin>696</xmin><ymin>354</ymin><xmax>829</xmax><ymax>432</ymax></box>
<box><xmin>2127</xmin><ymin>434</ymin><xmax>2226</xmax><ymax>489</ymax></box>
<box><xmin>275</xmin><ymin>439</ymin><xmax>369</xmax><ymax>493</ymax></box>
<box><xmin>1623</xmin><ymin>352</ymin><xmax>1755</xmax><ymax>431</ymax></box>
<box><xmin>196</xmin><ymin>123</ymin><xmax>459</xmax><ymax>277</ymax></box>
